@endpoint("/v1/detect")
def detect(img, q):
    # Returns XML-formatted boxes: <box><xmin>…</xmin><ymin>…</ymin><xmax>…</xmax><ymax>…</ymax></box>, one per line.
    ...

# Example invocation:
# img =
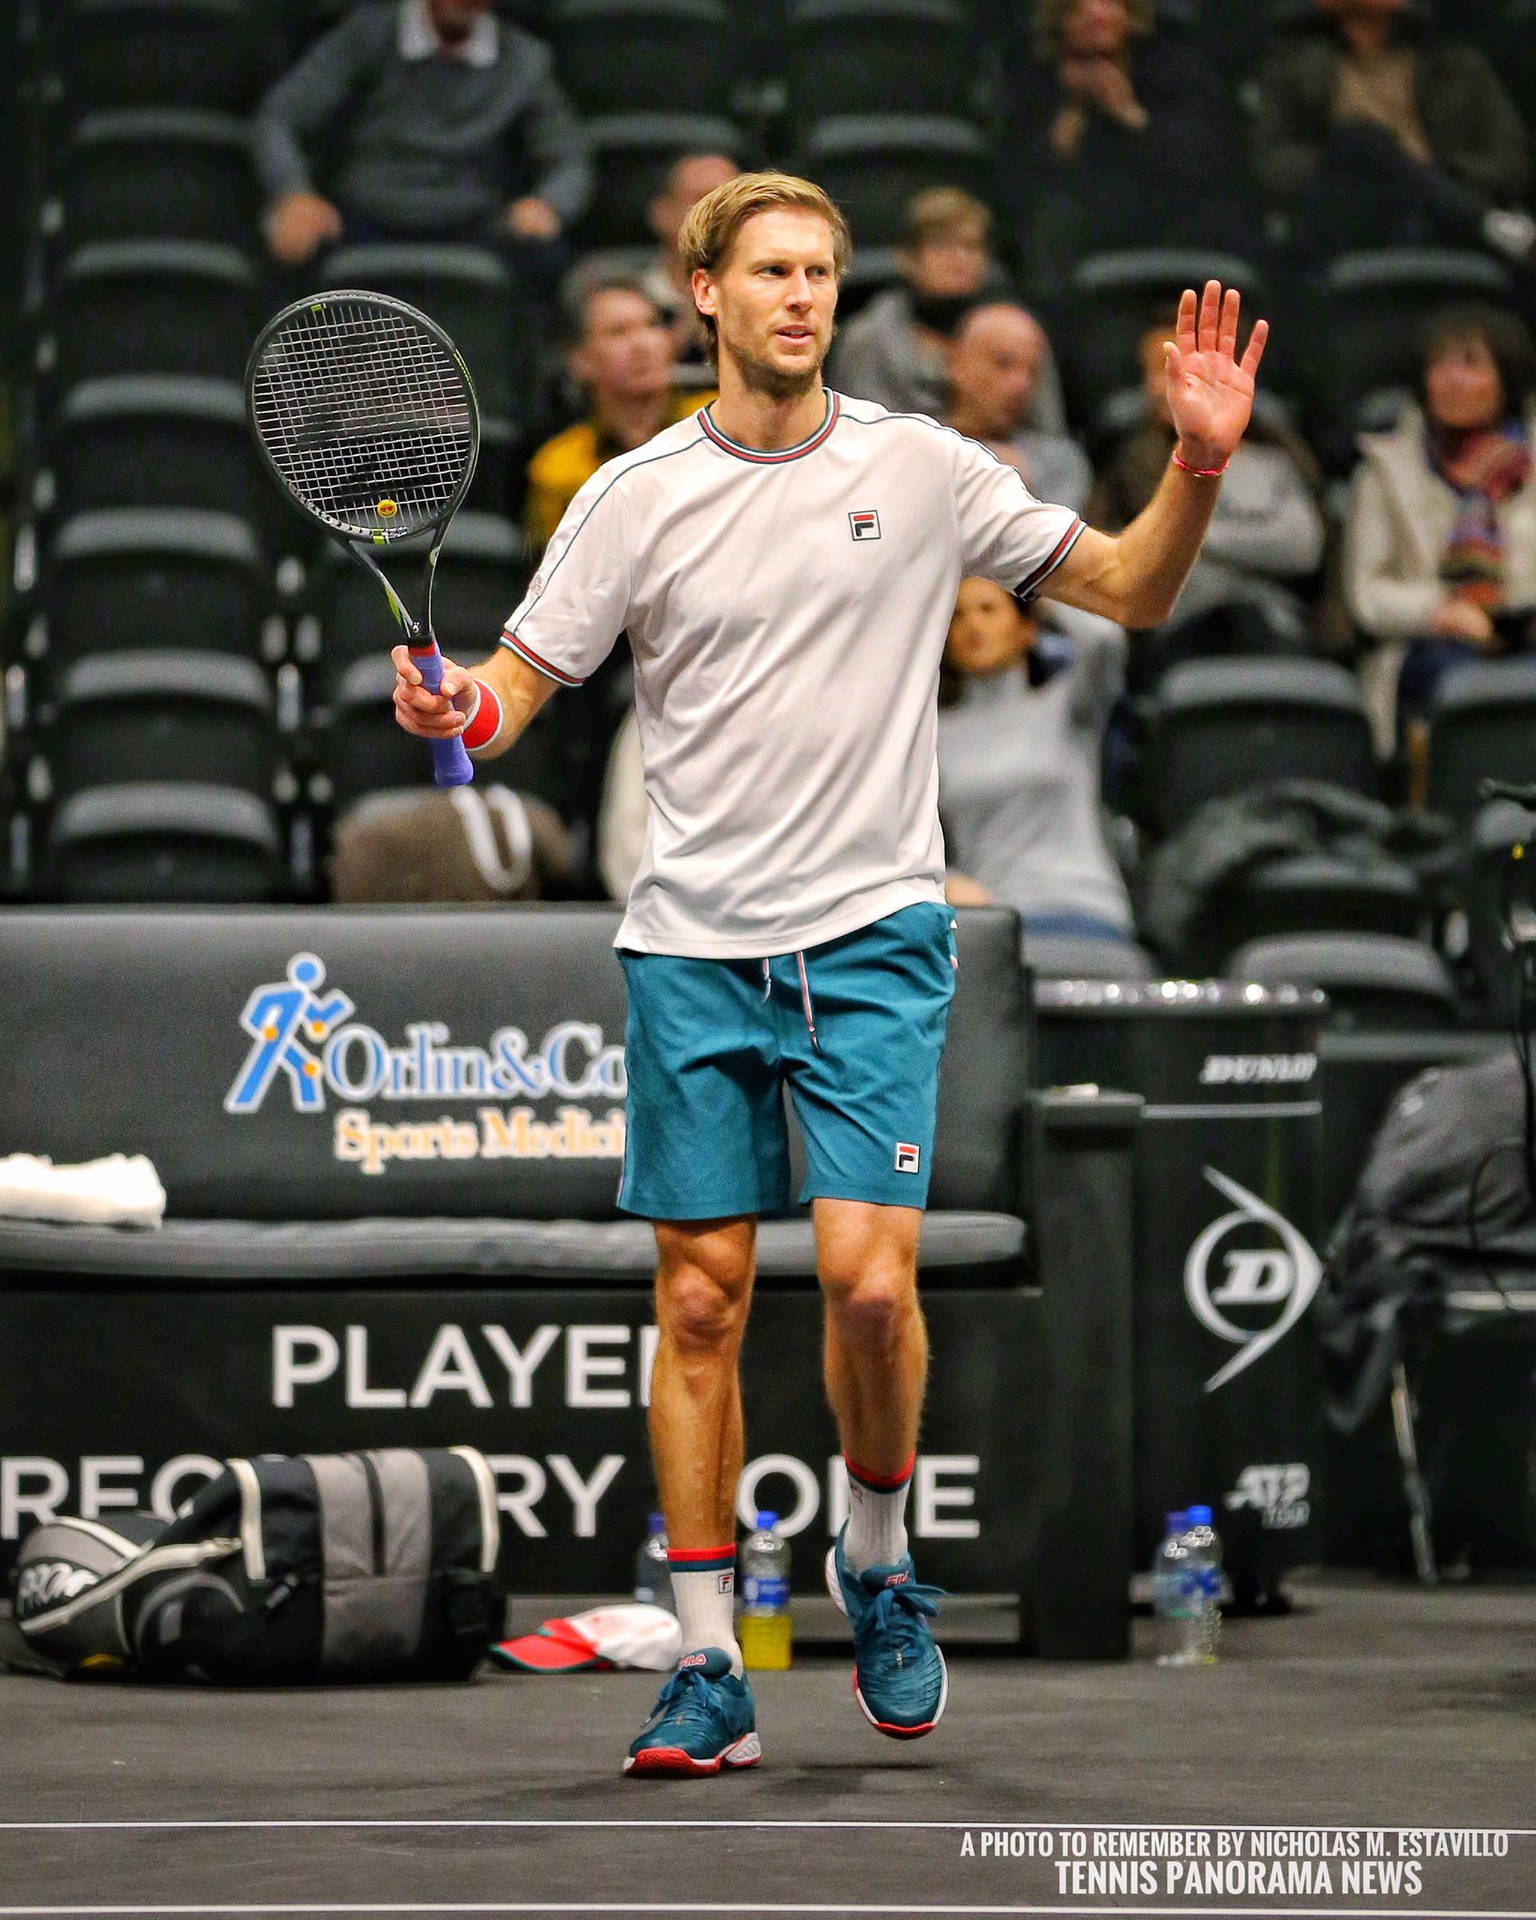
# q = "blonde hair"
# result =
<box><xmin>678</xmin><ymin>170</ymin><xmax>852</xmax><ymax>366</ymax></box>
<box><xmin>905</xmin><ymin>187</ymin><xmax>992</xmax><ymax>251</ymax></box>
<box><xmin>1032</xmin><ymin>0</ymin><xmax>1153</xmax><ymax>60</ymax></box>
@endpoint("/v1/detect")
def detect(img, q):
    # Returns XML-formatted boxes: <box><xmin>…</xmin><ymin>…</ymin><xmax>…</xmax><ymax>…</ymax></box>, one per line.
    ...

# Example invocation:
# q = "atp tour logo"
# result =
<box><xmin>1183</xmin><ymin>1169</ymin><xmax>1321</xmax><ymax>1392</ymax></box>
<box><xmin>223</xmin><ymin>953</ymin><xmax>627</xmax><ymax>1174</ymax></box>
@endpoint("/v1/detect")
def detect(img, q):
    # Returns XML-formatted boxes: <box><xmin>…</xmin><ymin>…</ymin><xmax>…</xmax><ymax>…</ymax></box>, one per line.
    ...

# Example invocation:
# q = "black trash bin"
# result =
<box><xmin>1037</xmin><ymin>979</ymin><xmax>1326</xmax><ymax>1606</ymax></box>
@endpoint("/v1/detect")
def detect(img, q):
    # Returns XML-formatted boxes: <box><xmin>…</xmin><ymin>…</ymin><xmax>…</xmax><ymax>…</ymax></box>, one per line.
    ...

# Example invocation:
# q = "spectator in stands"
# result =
<box><xmin>525</xmin><ymin>274</ymin><xmax>709</xmax><ymax>548</ymax></box>
<box><xmin>832</xmin><ymin>189</ymin><xmax>1070</xmax><ymax>427</ymax></box>
<box><xmin>1344</xmin><ymin>304</ymin><xmax>1536</xmax><ymax>767</ymax></box>
<box><xmin>1251</xmin><ymin>0</ymin><xmax>1532</xmax><ymax>269</ymax></box>
<box><xmin>643</xmin><ymin>152</ymin><xmax>742</xmax><ymax>386</ymax></box>
<box><xmin>255</xmin><ymin>0</ymin><xmax>591</xmax><ymax>278</ymax></box>
<box><xmin>1003</xmin><ymin>0</ymin><xmax>1246</xmax><ymax>305</ymax></box>
<box><xmin>1089</xmin><ymin>316</ymin><xmax>1325</xmax><ymax>671</ymax></box>
<box><xmin>939</xmin><ymin>577</ymin><xmax>1135</xmax><ymax>943</ymax></box>
<box><xmin>945</xmin><ymin>302</ymin><xmax>1092</xmax><ymax>515</ymax></box>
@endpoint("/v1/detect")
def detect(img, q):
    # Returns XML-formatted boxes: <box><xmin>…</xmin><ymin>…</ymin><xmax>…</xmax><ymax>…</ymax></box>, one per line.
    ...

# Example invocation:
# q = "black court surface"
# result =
<box><xmin>2</xmin><ymin>1577</ymin><xmax>1535</xmax><ymax>1918</ymax></box>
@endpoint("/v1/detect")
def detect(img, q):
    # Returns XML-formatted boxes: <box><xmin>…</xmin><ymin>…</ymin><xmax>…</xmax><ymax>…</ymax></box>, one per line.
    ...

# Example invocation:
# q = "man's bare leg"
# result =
<box><xmin>649</xmin><ymin>1216</ymin><xmax>757</xmax><ymax>1663</ymax></box>
<box><xmin>816</xmin><ymin>1197</ymin><xmax>946</xmax><ymax>1737</ymax></box>
<box><xmin>815</xmin><ymin>1198</ymin><xmax>926</xmax><ymax>1569</ymax></box>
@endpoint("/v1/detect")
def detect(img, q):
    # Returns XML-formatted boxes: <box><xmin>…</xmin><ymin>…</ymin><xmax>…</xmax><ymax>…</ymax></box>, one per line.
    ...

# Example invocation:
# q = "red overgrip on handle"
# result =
<box><xmin>410</xmin><ymin>642</ymin><xmax>474</xmax><ymax>788</ymax></box>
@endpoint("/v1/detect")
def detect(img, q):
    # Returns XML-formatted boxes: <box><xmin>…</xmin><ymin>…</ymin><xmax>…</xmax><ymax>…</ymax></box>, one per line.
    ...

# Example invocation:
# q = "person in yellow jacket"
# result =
<box><xmin>526</xmin><ymin>274</ymin><xmax>712</xmax><ymax>548</ymax></box>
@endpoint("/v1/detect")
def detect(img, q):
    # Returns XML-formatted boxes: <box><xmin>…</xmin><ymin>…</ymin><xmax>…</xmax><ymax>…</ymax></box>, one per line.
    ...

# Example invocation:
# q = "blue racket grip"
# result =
<box><xmin>411</xmin><ymin>644</ymin><xmax>474</xmax><ymax>788</ymax></box>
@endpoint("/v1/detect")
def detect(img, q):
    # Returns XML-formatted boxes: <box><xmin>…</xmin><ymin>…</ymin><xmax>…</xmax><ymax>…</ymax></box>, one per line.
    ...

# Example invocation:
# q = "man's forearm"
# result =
<box><xmin>1094</xmin><ymin>456</ymin><xmax>1225</xmax><ymax>628</ymax></box>
<box><xmin>462</xmin><ymin>644</ymin><xmax>561</xmax><ymax>760</ymax></box>
<box><xmin>1049</xmin><ymin>456</ymin><xmax>1224</xmax><ymax>629</ymax></box>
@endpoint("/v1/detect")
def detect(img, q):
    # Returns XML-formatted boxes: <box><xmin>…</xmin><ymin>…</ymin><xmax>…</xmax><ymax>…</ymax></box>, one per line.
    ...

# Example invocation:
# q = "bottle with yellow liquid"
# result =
<box><xmin>738</xmin><ymin>1509</ymin><xmax>792</xmax><ymax>1670</ymax></box>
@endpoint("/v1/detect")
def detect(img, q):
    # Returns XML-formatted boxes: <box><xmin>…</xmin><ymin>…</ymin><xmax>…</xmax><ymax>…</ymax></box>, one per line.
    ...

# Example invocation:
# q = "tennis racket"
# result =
<box><xmin>245</xmin><ymin>289</ymin><xmax>482</xmax><ymax>788</ymax></box>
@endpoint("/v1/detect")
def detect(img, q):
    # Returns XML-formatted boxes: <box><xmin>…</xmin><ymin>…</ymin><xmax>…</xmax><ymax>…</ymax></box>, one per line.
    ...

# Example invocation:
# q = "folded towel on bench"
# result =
<box><xmin>0</xmin><ymin>1153</ymin><xmax>166</xmax><ymax>1228</ymax></box>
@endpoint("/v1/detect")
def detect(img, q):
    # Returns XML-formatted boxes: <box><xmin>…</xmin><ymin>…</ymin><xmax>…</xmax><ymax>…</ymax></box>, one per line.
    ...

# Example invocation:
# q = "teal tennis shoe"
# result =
<box><xmin>825</xmin><ymin>1526</ymin><xmax>948</xmax><ymax>1738</ymax></box>
<box><xmin>623</xmin><ymin>1648</ymin><xmax>761</xmax><ymax>1776</ymax></box>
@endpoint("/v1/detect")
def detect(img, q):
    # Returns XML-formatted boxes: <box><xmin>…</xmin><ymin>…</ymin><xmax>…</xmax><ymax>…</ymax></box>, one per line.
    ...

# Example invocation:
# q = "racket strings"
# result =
<box><xmin>250</xmin><ymin>299</ymin><xmax>475</xmax><ymax>539</ymax></box>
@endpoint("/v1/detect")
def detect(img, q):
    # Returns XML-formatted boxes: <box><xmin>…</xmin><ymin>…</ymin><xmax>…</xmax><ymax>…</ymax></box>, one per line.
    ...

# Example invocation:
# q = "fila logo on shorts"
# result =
<box><xmin>895</xmin><ymin>1142</ymin><xmax>920</xmax><ymax>1174</ymax></box>
<box><xmin>849</xmin><ymin>510</ymin><xmax>881</xmax><ymax>541</ymax></box>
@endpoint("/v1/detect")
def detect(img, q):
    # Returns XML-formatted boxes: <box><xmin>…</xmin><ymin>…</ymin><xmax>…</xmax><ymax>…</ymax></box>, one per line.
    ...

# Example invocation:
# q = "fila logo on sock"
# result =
<box><xmin>716</xmin><ymin>1571</ymin><xmax>735</xmax><ymax>1596</ymax></box>
<box><xmin>849</xmin><ymin>510</ymin><xmax>881</xmax><ymax>541</ymax></box>
<box><xmin>894</xmin><ymin>1142</ymin><xmax>920</xmax><ymax>1173</ymax></box>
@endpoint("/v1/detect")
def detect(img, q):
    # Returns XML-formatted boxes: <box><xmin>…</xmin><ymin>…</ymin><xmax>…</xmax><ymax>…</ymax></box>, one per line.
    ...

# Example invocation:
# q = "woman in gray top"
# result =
<box><xmin>939</xmin><ymin>578</ymin><xmax>1134</xmax><ymax>942</ymax></box>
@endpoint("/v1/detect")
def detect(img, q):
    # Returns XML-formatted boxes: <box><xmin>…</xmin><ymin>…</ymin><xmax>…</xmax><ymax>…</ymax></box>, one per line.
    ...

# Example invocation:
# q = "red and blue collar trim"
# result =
<box><xmin>699</xmin><ymin>392</ymin><xmax>840</xmax><ymax>463</ymax></box>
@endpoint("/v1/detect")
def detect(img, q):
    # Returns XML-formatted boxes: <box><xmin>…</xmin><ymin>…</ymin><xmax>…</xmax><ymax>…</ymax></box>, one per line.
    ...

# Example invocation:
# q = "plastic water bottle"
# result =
<box><xmin>1150</xmin><ymin>1510</ymin><xmax>1188</xmax><ymax>1662</ymax></box>
<box><xmin>632</xmin><ymin>1512</ymin><xmax>673</xmax><ymax>1612</ymax></box>
<box><xmin>738</xmin><ymin>1510</ymin><xmax>792</xmax><ymax>1671</ymax></box>
<box><xmin>1158</xmin><ymin>1504</ymin><xmax>1222</xmax><ymax>1667</ymax></box>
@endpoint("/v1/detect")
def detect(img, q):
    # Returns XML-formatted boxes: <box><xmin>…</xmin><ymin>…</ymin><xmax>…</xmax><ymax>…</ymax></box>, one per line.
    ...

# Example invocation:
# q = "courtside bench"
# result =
<box><xmin>0</xmin><ymin>906</ymin><xmax>1138</xmax><ymax>1654</ymax></box>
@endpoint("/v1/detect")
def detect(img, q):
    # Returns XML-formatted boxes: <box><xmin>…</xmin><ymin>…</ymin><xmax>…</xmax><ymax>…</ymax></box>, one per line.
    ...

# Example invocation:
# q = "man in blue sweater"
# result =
<box><xmin>255</xmin><ymin>0</ymin><xmax>592</xmax><ymax>268</ymax></box>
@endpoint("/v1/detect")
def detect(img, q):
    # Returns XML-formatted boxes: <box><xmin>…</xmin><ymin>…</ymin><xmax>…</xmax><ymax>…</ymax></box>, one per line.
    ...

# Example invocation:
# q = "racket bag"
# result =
<box><xmin>10</xmin><ymin>1447</ymin><xmax>502</xmax><ymax>1683</ymax></box>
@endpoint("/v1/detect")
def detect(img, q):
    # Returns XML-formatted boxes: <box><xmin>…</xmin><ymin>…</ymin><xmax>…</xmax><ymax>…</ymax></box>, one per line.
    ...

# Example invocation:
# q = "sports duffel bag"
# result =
<box><xmin>10</xmin><ymin>1447</ymin><xmax>502</xmax><ymax>1682</ymax></box>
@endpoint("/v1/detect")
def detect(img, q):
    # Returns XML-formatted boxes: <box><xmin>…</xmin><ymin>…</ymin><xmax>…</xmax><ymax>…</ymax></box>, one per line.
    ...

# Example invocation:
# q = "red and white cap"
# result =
<box><xmin>489</xmin><ymin>1604</ymin><xmax>681</xmax><ymax>1674</ymax></box>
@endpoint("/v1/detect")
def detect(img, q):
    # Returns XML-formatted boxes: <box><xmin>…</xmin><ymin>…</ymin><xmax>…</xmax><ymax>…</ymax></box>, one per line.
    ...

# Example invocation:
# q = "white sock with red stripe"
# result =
<box><xmin>667</xmin><ymin>1544</ymin><xmax>742</xmax><ymax>1676</ymax></box>
<box><xmin>844</xmin><ymin>1453</ymin><xmax>914</xmax><ymax>1573</ymax></box>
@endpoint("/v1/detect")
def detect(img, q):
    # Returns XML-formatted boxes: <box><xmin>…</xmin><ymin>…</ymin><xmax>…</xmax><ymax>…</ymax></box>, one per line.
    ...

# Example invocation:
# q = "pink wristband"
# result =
<box><xmin>1171</xmin><ymin>449</ymin><xmax>1229</xmax><ymax>479</ymax></box>
<box><xmin>460</xmin><ymin>678</ymin><xmax>502</xmax><ymax>751</ymax></box>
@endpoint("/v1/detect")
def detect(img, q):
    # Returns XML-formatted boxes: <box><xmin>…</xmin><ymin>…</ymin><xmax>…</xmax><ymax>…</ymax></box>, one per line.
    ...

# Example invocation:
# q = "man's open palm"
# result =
<box><xmin>1165</xmin><ymin>281</ymin><xmax>1269</xmax><ymax>468</ymax></box>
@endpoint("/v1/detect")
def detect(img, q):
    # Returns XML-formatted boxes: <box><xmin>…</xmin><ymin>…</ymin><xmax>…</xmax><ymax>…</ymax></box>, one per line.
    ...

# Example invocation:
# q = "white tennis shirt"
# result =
<box><xmin>501</xmin><ymin>390</ymin><xmax>1084</xmax><ymax>957</ymax></box>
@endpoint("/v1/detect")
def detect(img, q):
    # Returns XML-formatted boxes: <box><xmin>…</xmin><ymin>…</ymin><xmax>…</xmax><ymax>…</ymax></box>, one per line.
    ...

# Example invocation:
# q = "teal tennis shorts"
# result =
<box><xmin>617</xmin><ymin>901</ymin><xmax>958</xmax><ymax>1220</ymax></box>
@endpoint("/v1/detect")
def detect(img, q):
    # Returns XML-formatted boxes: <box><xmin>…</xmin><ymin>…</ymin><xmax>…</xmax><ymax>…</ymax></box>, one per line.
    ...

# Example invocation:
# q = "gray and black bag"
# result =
<box><xmin>9</xmin><ymin>1447</ymin><xmax>502</xmax><ymax>1682</ymax></box>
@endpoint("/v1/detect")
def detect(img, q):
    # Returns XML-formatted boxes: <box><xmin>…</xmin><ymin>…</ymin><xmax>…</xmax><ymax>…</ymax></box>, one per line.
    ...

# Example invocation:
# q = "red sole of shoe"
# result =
<box><xmin>623</xmin><ymin>1738</ymin><xmax>762</xmax><ymax>1777</ymax></box>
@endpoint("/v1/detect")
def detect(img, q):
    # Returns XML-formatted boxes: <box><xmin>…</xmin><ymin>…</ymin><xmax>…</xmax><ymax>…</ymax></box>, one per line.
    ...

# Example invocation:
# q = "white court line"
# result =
<box><xmin>0</xmin><ymin>1904</ymin><xmax>1534</xmax><ymax>1919</ymax></box>
<box><xmin>3</xmin><ymin>1821</ymin><xmax>1533</xmax><ymax>1834</ymax></box>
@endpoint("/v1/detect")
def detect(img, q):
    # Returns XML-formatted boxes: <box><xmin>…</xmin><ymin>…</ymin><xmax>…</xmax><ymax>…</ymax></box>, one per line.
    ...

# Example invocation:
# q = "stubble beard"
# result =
<box><xmin>721</xmin><ymin>325</ymin><xmax>831</xmax><ymax>403</ymax></box>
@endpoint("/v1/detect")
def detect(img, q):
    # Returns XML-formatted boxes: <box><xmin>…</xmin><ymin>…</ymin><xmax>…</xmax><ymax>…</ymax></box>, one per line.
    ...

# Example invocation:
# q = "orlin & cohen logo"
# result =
<box><xmin>223</xmin><ymin>953</ymin><xmax>626</xmax><ymax>1175</ymax></box>
<box><xmin>1183</xmin><ymin>1169</ymin><xmax>1321</xmax><ymax>1392</ymax></box>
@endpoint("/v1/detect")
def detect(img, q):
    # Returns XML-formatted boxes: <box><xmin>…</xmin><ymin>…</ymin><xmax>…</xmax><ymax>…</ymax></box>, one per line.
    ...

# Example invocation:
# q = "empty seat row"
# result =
<box><xmin>35</xmin><ymin>241</ymin><xmax>529</xmax><ymax>421</ymax></box>
<box><xmin>38</xmin><ymin>0</ymin><xmax>984</xmax><ymax>120</ymax></box>
<box><xmin>1149</xmin><ymin>654</ymin><xmax>1536</xmax><ymax>832</ymax></box>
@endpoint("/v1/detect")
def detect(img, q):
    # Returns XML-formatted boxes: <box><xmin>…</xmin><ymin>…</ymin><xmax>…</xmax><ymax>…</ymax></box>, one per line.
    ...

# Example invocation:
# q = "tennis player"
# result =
<box><xmin>393</xmin><ymin>171</ymin><xmax>1268</xmax><ymax>1776</ymax></box>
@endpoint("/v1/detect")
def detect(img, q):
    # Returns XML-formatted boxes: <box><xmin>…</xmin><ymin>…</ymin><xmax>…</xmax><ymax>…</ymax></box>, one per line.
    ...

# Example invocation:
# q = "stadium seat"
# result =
<box><xmin>1459</xmin><ymin>798</ymin><xmax>1536</xmax><ymax>1024</ymax></box>
<box><xmin>578</xmin><ymin>113</ymin><xmax>748</xmax><ymax>249</ymax></box>
<box><xmin>45</xmin><ymin>508</ymin><xmax>272</xmax><ymax>669</ymax></box>
<box><xmin>42</xmin><ymin>782</ymin><xmax>287</xmax><ymax>902</ymax></box>
<box><xmin>1150</xmin><ymin>657</ymin><xmax>1376</xmax><ymax>834</ymax></box>
<box><xmin>316</xmin><ymin>243</ymin><xmax>523</xmax><ymax>424</ymax></box>
<box><xmin>47</xmin><ymin>377</ymin><xmax>265</xmax><ymax>524</ymax></box>
<box><xmin>786</xmin><ymin>0</ymin><xmax>972</xmax><ymax>118</ymax></box>
<box><xmin>1314</xmin><ymin>249</ymin><xmax>1515</xmax><ymax>465</ymax></box>
<box><xmin>50</xmin><ymin>240</ymin><xmax>258</xmax><ymax>387</ymax></box>
<box><xmin>1225</xmin><ymin>932</ymin><xmax>1458</xmax><ymax>1030</ymax></box>
<box><xmin>799</xmin><ymin>116</ymin><xmax>992</xmax><ymax>249</ymax></box>
<box><xmin>47</xmin><ymin>651</ymin><xmax>280</xmax><ymax>800</ymax></box>
<box><xmin>1064</xmin><ymin>250</ymin><xmax>1267</xmax><ymax>425</ymax></box>
<box><xmin>1226</xmin><ymin>855</ymin><xmax>1425</xmax><ymax>951</ymax></box>
<box><xmin>1426</xmin><ymin>656</ymin><xmax>1536</xmax><ymax>821</ymax></box>
<box><xmin>1021</xmin><ymin>935</ymin><xmax>1157</xmax><ymax>982</ymax></box>
<box><xmin>548</xmin><ymin>0</ymin><xmax>735</xmax><ymax>115</ymax></box>
<box><xmin>316</xmin><ymin>512</ymin><xmax>531</xmax><ymax>673</ymax></box>
<box><xmin>52</xmin><ymin>0</ymin><xmax>272</xmax><ymax>112</ymax></box>
<box><xmin>57</xmin><ymin>110</ymin><xmax>256</xmax><ymax>248</ymax></box>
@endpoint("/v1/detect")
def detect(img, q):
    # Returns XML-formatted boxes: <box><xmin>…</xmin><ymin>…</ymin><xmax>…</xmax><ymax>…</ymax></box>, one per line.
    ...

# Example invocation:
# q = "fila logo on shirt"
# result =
<box><xmin>894</xmin><ymin>1142</ymin><xmax>920</xmax><ymax>1174</ymax></box>
<box><xmin>849</xmin><ymin>510</ymin><xmax>881</xmax><ymax>541</ymax></box>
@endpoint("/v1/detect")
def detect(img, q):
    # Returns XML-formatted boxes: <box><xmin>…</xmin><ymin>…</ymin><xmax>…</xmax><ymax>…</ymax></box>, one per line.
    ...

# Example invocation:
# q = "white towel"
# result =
<box><xmin>0</xmin><ymin>1154</ymin><xmax>167</xmax><ymax>1228</ymax></box>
